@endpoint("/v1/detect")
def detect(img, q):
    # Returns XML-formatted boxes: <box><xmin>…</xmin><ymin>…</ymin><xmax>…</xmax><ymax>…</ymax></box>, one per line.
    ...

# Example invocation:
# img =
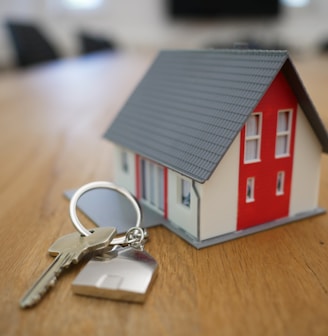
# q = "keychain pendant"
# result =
<box><xmin>72</xmin><ymin>246</ymin><xmax>158</xmax><ymax>303</ymax></box>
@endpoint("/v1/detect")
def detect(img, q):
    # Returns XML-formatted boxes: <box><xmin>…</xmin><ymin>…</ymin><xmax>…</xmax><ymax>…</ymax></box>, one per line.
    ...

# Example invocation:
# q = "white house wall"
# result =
<box><xmin>289</xmin><ymin>106</ymin><xmax>322</xmax><ymax>215</ymax></box>
<box><xmin>167</xmin><ymin>172</ymin><xmax>198</xmax><ymax>238</ymax></box>
<box><xmin>113</xmin><ymin>146</ymin><xmax>136</xmax><ymax>195</ymax></box>
<box><xmin>198</xmin><ymin>135</ymin><xmax>240</xmax><ymax>240</ymax></box>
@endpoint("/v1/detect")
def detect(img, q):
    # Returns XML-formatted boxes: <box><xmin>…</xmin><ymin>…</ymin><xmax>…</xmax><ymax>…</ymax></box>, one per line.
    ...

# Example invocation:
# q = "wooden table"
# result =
<box><xmin>1</xmin><ymin>51</ymin><xmax>327</xmax><ymax>336</ymax></box>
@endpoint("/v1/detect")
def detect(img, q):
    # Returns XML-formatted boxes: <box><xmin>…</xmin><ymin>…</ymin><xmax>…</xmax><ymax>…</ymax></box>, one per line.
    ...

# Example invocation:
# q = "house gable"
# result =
<box><xmin>237</xmin><ymin>70</ymin><xmax>298</xmax><ymax>229</ymax></box>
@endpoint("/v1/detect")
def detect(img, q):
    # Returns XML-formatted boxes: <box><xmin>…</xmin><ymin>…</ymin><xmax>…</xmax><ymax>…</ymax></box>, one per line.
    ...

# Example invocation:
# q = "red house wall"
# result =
<box><xmin>237</xmin><ymin>71</ymin><xmax>298</xmax><ymax>230</ymax></box>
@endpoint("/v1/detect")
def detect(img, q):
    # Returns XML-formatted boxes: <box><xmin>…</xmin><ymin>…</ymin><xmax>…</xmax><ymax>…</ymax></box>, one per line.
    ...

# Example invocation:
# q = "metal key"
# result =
<box><xmin>20</xmin><ymin>227</ymin><xmax>117</xmax><ymax>308</ymax></box>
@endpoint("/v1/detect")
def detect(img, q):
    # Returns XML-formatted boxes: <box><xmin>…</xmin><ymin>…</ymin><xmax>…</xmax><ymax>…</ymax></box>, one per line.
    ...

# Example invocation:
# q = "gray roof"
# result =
<box><xmin>104</xmin><ymin>49</ymin><xmax>328</xmax><ymax>183</ymax></box>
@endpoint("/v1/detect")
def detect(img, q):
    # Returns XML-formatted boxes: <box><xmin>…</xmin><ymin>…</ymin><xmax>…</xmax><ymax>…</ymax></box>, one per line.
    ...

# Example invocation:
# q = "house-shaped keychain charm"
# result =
<box><xmin>103</xmin><ymin>49</ymin><xmax>328</xmax><ymax>248</ymax></box>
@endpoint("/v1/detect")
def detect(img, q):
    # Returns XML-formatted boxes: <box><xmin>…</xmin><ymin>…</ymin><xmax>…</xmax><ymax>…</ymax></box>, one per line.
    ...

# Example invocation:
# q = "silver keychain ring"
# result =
<box><xmin>69</xmin><ymin>181</ymin><xmax>142</xmax><ymax>245</ymax></box>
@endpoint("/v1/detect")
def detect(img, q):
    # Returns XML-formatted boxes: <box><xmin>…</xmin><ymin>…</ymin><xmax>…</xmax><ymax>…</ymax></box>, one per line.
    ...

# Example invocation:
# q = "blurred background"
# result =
<box><xmin>0</xmin><ymin>0</ymin><xmax>328</xmax><ymax>70</ymax></box>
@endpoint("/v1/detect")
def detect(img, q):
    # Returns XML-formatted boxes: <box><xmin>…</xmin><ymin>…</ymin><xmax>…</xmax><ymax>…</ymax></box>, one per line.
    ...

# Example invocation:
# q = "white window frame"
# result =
<box><xmin>276</xmin><ymin>171</ymin><xmax>285</xmax><ymax>195</ymax></box>
<box><xmin>140</xmin><ymin>159</ymin><xmax>164</xmax><ymax>213</ymax></box>
<box><xmin>179</xmin><ymin>178</ymin><xmax>191</xmax><ymax>208</ymax></box>
<box><xmin>275</xmin><ymin>109</ymin><xmax>293</xmax><ymax>158</ymax></box>
<box><xmin>244</xmin><ymin>112</ymin><xmax>262</xmax><ymax>163</ymax></box>
<box><xmin>246</xmin><ymin>177</ymin><xmax>255</xmax><ymax>203</ymax></box>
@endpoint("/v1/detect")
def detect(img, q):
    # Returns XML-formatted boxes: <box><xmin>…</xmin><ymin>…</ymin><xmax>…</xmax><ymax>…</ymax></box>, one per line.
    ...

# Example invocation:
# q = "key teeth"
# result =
<box><xmin>49</xmin><ymin>277</ymin><xmax>57</xmax><ymax>287</ymax></box>
<box><xmin>20</xmin><ymin>276</ymin><xmax>58</xmax><ymax>308</ymax></box>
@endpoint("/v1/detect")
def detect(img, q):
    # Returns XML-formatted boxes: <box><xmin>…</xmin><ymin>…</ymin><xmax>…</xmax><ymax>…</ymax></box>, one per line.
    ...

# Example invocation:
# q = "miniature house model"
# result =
<box><xmin>104</xmin><ymin>49</ymin><xmax>328</xmax><ymax>248</ymax></box>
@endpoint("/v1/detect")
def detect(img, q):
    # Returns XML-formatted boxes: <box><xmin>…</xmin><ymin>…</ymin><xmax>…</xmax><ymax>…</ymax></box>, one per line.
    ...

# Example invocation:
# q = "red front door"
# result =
<box><xmin>237</xmin><ymin>71</ymin><xmax>297</xmax><ymax>230</ymax></box>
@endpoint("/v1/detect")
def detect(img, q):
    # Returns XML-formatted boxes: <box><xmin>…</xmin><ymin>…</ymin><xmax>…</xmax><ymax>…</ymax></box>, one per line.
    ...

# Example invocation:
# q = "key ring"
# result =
<box><xmin>69</xmin><ymin>181</ymin><xmax>143</xmax><ymax>247</ymax></box>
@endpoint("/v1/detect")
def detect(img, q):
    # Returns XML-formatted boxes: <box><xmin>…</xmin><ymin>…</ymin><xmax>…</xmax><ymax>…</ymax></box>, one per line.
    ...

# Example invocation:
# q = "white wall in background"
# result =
<box><xmin>1</xmin><ymin>0</ymin><xmax>328</xmax><ymax>68</ymax></box>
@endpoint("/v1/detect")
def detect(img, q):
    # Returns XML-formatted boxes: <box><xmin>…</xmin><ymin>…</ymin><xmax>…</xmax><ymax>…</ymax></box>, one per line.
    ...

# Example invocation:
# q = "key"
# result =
<box><xmin>72</xmin><ymin>245</ymin><xmax>158</xmax><ymax>303</ymax></box>
<box><xmin>20</xmin><ymin>227</ymin><xmax>117</xmax><ymax>308</ymax></box>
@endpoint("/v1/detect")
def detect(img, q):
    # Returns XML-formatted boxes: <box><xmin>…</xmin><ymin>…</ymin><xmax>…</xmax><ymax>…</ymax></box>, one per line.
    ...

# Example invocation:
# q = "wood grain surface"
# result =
<box><xmin>0</xmin><ymin>51</ymin><xmax>327</xmax><ymax>336</ymax></box>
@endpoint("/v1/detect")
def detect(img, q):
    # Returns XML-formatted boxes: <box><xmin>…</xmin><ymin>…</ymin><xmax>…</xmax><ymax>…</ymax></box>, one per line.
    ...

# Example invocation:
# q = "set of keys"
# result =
<box><xmin>20</xmin><ymin>181</ymin><xmax>158</xmax><ymax>308</ymax></box>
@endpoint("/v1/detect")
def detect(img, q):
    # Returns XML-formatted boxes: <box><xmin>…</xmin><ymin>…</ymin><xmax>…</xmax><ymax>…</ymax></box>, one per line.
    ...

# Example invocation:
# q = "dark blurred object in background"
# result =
<box><xmin>319</xmin><ymin>37</ymin><xmax>328</xmax><ymax>54</ymax></box>
<box><xmin>5</xmin><ymin>20</ymin><xmax>60</xmax><ymax>68</ymax></box>
<box><xmin>78</xmin><ymin>31</ymin><xmax>116</xmax><ymax>55</ymax></box>
<box><xmin>167</xmin><ymin>0</ymin><xmax>280</xmax><ymax>18</ymax></box>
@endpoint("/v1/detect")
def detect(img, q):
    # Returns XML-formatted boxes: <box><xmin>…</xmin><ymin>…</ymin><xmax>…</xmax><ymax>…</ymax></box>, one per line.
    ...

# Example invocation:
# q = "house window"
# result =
<box><xmin>245</xmin><ymin>113</ymin><xmax>262</xmax><ymax>163</ymax></box>
<box><xmin>140</xmin><ymin>159</ymin><xmax>164</xmax><ymax>212</ymax></box>
<box><xmin>246</xmin><ymin>177</ymin><xmax>255</xmax><ymax>202</ymax></box>
<box><xmin>276</xmin><ymin>110</ymin><xmax>292</xmax><ymax>157</ymax></box>
<box><xmin>181</xmin><ymin>178</ymin><xmax>191</xmax><ymax>207</ymax></box>
<box><xmin>276</xmin><ymin>171</ymin><xmax>285</xmax><ymax>195</ymax></box>
<box><xmin>121</xmin><ymin>150</ymin><xmax>129</xmax><ymax>173</ymax></box>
